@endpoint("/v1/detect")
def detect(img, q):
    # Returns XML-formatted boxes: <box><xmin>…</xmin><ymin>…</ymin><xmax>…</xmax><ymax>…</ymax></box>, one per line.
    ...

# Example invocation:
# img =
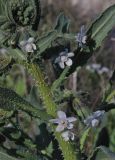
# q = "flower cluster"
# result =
<box><xmin>50</xmin><ymin>110</ymin><xmax>105</xmax><ymax>141</ymax></box>
<box><xmin>86</xmin><ymin>63</ymin><xmax>112</xmax><ymax>77</ymax></box>
<box><xmin>84</xmin><ymin>110</ymin><xmax>105</xmax><ymax>128</ymax></box>
<box><xmin>55</xmin><ymin>49</ymin><xmax>74</xmax><ymax>69</ymax></box>
<box><xmin>19</xmin><ymin>37</ymin><xmax>37</xmax><ymax>53</ymax></box>
<box><xmin>50</xmin><ymin>111</ymin><xmax>77</xmax><ymax>141</ymax></box>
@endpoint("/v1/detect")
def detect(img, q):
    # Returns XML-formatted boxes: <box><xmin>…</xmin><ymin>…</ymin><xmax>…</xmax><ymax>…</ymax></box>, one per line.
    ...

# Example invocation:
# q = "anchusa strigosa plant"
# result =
<box><xmin>0</xmin><ymin>0</ymin><xmax>115</xmax><ymax>160</ymax></box>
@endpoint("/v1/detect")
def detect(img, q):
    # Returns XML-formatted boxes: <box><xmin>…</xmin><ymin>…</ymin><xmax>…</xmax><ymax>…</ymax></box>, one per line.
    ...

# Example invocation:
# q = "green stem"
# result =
<box><xmin>23</xmin><ymin>62</ymin><xmax>78</xmax><ymax>160</ymax></box>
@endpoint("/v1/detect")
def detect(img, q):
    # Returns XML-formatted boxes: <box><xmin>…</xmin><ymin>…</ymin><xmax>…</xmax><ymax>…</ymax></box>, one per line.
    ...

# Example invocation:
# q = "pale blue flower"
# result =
<box><xmin>86</xmin><ymin>64</ymin><xmax>101</xmax><ymax>72</ymax></box>
<box><xmin>75</xmin><ymin>25</ymin><xmax>87</xmax><ymax>47</ymax></box>
<box><xmin>84</xmin><ymin>110</ymin><xmax>105</xmax><ymax>127</ymax></box>
<box><xmin>20</xmin><ymin>37</ymin><xmax>36</xmax><ymax>53</ymax></box>
<box><xmin>49</xmin><ymin>111</ymin><xmax>77</xmax><ymax>132</ymax></box>
<box><xmin>55</xmin><ymin>49</ymin><xmax>74</xmax><ymax>69</ymax></box>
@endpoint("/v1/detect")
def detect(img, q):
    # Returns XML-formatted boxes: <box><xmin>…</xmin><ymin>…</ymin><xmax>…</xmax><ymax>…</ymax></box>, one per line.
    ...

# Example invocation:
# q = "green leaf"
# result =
<box><xmin>14</xmin><ymin>77</ymin><xmax>26</xmax><ymax>96</ymax></box>
<box><xmin>96</xmin><ymin>146</ymin><xmax>115</xmax><ymax>160</ymax></box>
<box><xmin>0</xmin><ymin>108</ymin><xmax>13</xmax><ymax>122</ymax></box>
<box><xmin>80</xmin><ymin>128</ymin><xmax>90</xmax><ymax>151</ymax></box>
<box><xmin>87</xmin><ymin>4</ymin><xmax>115</xmax><ymax>49</ymax></box>
<box><xmin>36</xmin><ymin>30</ymin><xmax>57</xmax><ymax>56</ymax></box>
<box><xmin>8</xmin><ymin>48</ymin><xmax>27</xmax><ymax>60</ymax></box>
<box><xmin>0</xmin><ymin>53</ymin><xmax>12</xmax><ymax>72</ymax></box>
<box><xmin>54</xmin><ymin>13</ymin><xmax>70</xmax><ymax>33</ymax></box>
<box><xmin>41</xmin><ymin>142</ymin><xmax>53</xmax><ymax>158</ymax></box>
<box><xmin>0</xmin><ymin>152</ymin><xmax>17</xmax><ymax>160</ymax></box>
<box><xmin>51</xmin><ymin>67</ymin><xmax>69</xmax><ymax>91</ymax></box>
<box><xmin>0</xmin><ymin>87</ymin><xmax>49</xmax><ymax>120</ymax></box>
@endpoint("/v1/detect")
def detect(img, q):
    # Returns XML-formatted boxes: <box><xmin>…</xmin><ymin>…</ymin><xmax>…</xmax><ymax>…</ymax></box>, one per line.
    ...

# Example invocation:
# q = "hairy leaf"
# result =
<box><xmin>87</xmin><ymin>4</ymin><xmax>115</xmax><ymax>49</ymax></box>
<box><xmin>7</xmin><ymin>48</ymin><xmax>27</xmax><ymax>60</ymax></box>
<box><xmin>55</xmin><ymin>13</ymin><xmax>70</xmax><ymax>33</ymax></box>
<box><xmin>0</xmin><ymin>152</ymin><xmax>17</xmax><ymax>160</ymax></box>
<box><xmin>37</xmin><ymin>31</ymin><xmax>57</xmax><ymax>56</ymax></box>
<box><xmin>80</xmin><ymin>128</ymin><xmax>90</xmax><ymax>151</ymax></box>
<box><xmin>0</xmin><ymin>87</ymin><xmax>49</xmax><ymax>120</ymax></box>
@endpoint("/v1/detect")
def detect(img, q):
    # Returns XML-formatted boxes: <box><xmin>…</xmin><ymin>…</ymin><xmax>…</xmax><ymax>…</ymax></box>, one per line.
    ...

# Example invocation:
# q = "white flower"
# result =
<box><xmin>19</xmin><ymin>37</ymin><xmax>37</xmax><ymax>53</ymax></box>
<box><xmin>98</xmin><ymin>67</ymin><xmax>109</xmax><ymax>75</ymax></box>
<box><xmin>75</xmin><ymin>25</ymin><xmax>87</xmax><ymax>47</ymax></box>
<box><xmin>86</xmin><ymin>63</ymin><xmax>112</xmax><ymax>77</ymax></box>
<box><xmin>61</xmin><ymin>131</ymin><xmax>75</xmax><ymax>141</ymax></box>
<box><xmin>49</xmin><ymin>111</ymin><xmax>77</xmax><ymax>132</ymax></box>
<box><xmin>84</xmin><ymin>110</ymin><xmax>105</xmax><ymax>128</ymax></box>
<box><xmin>55</xmin><ymin>49</ymin><xmax>74</xmax><ymax>69</ymax></box>
<box><xmin>86</xmin><ymin>64</ymin><xmax>101</xmax><ymax>73</ymax></box>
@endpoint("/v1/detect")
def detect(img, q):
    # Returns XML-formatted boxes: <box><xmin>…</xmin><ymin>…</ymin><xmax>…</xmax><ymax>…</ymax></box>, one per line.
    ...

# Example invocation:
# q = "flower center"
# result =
<box><xmin>61</xmin><ymin>120</ymin><xmax>67</xmax><ymax>127</ymax></box>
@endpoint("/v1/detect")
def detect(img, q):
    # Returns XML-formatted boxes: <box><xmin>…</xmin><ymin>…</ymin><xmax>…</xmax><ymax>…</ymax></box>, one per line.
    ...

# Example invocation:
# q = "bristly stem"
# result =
<box><xmin>22</xmin><ymin>62</ymin><xmax>79</xmax><ymax>160</ymax></box>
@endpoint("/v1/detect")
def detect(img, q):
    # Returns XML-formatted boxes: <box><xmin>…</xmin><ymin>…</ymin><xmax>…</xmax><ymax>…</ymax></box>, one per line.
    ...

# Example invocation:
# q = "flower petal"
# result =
<box><xmin>55</xmin><ymin>57</ymin><xmax>61</xmax><ymax>63</ymax></box>
<box><xmin>82</xmin><ymin>36</ymin><xmax>87</xmax><ymax>44</ymax></box>
<box><xmin>76</xmin><ymin>33</ymin><xmax>81</xmax><ymax>42</ymax></box>
<box><xmin>61</xmin><ymin>56</ymin><xmax>67</xmax><ymax>62</ymax></box>
<box><xmin>91</xmin><ymin>119</ymin><xmax>99</xmax><ymax>127</ymax></box>
<box><xmin>68</xmin><ymin>52</ymin><xmax>74</xmax><ymax>57</ymax></box>
<box><xmin>57</xmin><ymin>111</ymin><xmax>66</xmax><ymax>119</ymax></box>
<box><xmin>60</xmin><ymin>51</ymin><xmax>66</xmax><ymax>56</ymax></box>
<box><xmin>70</xmin><ymin>132</ymin><xmax>75</xmax><ymax>140</ymax></box>
<box><xmin>32</xmin><ymin>44</ymin><xmax>37</xmax><ymax>50</ymax></box>
<box><xmin>25</xmin><ymin>44</ymin><xmax>33</xmax><ymax>53</ymax></box>
<box><xmin>49</xmin><ymin>119</ymin><xmax>60</xmax><ymax>124</ymax></box>
<box><xmin>67</xmin><ymin>117</ymin><xmax>77</xmax><ymax>122</ymax></box>
<box><xmin>59</xmin><ymin>62</ymin><xmax>65</xmax><ymax>69</ymax></box>
<box><xmin>93</xmin><ymin>110</ymin><xmax>105</xmax><ymax>118</ymax></box>
<box><xmin>28</xmin><ymin>37</ymin><xmax>34</xmax><ymax>43</ymax></box>
<box><xmin>80</xmin><ymin>25</ymin><xmax>85</xmax><ymax>36</ymax></box>
<box><xmin>67</xmin><ymin>123</ymin><xmax>73</xmax><ymax>129</ymax></box>
<box><xmin>65</xmin><ymin>58</ymin><xmax>72</xmax><ymax>67</ymax></box>
<box><xmin>56</xmin><ymin>124</ymin><xmax>65</xmax><ymax>132</ymax></box>
<box><xmin>20</xmin><ymin>41</ymin><xmax>26</xmax><ymax>46</ymax></box>
<box><xmin>61</xmin><ymin>131</ymin><xmax>69</xmax><ymax>141</ymax></box>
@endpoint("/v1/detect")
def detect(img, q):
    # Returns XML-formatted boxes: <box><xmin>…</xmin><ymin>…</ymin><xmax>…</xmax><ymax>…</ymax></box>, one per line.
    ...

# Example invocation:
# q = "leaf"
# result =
<box><xmin>36</xmin><ymin>30</ymin><xmax>57</xmax><ymax>56</ymax></box>
<box><xmin>0</xmin><ymin>108</ymin><xmax>13</xmax><ymax>122</ymax></box>
<box><xmin>0</xmin><ymin>54</ymin><xmax>11</xmax><ymax>72</ymax></box>
<box><xmin>96</xmin><ymin>146</ymin><xmax>115</xmax><ymax>160</ymax></box>
<box><xmin>80</xmin><ymin>128</ymin><xmax>90</xmax><ymax>151</ymax></box>
<box><xmin>28</xmin><ymin>86</ymin><xmax>41</xmax><ymax>107</ymax></box>
<box><xmin>0</xmin><ymin>151</ymin><xmax>17</xmax><ymax>160</ymax></box>
<box><xmin>8</xmin><ymin>48</ymin><xmax>27</xmax><ymax>60</ymax></box>
<box><xmin>54</xmin><ymin>13</ymin><xmax>70</xmax><ymax>33</ymax></box>
<box><xmin>98</xmin><ymin>103</ymin><xmax>115</xmax><ymax>112</ymax></box>
<box><xmin>41</xmin><ymin>142</ymin><xmax>53</xmax><ymax>158</ymax></box>
<box><xmin>14</xmin><ymin>77</ymin><xmax>26</xmax><ymax>96</ymax></box>
<box><xmin>51</xmin><ymin>67</ymin><xmax>69</xmax><ymax>91</ymax></box>
<box><xmin>0</xmin><ymin>87</ymin><xmax>49</xmax><ymax>120</ymax></box>
<box><xmin>0</xmin><ymin>0</ymin><xmax>5</xmax><ymax>15</ymax></box>
<box><xmin>87</xmin><ymin>4</ymin><xmax>115</xmax><ymax>49</ymax></box>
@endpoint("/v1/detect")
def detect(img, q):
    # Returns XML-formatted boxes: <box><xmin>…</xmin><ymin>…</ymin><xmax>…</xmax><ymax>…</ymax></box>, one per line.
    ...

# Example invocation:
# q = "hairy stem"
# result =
<box><xmin>23</xmin><ymin>62</ymin><xmax>78</xmax><ymax>160</ymax></box>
